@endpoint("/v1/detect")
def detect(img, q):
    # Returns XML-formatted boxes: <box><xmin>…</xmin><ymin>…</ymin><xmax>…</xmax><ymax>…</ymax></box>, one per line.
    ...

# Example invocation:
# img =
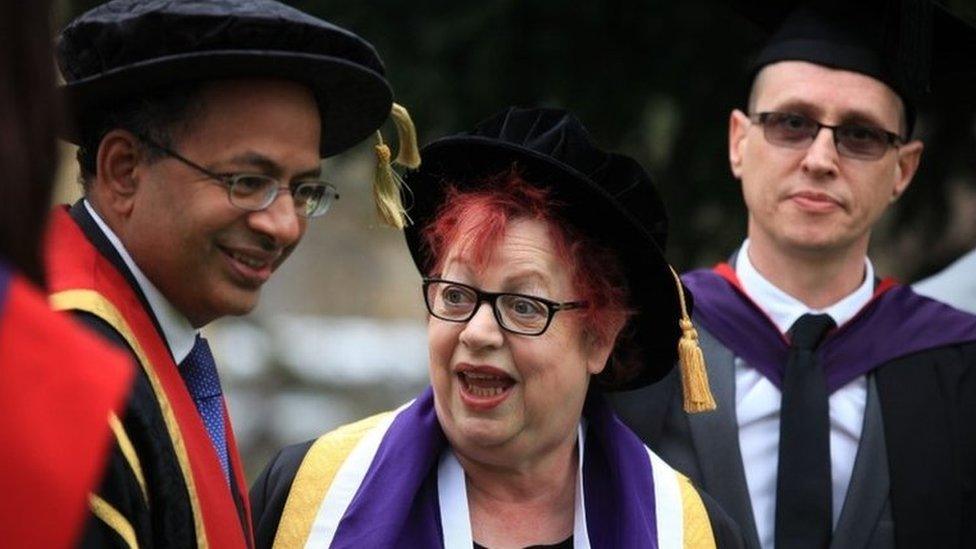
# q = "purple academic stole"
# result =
<box><xmin>682</xmin><ymin>264</ymin><xmax>976</xmax><ymax>393</ymax></box>
<box><xmin>328</xmin><ymin>387</ymin><xmax>664</xmax><ymax>547</ymax></box>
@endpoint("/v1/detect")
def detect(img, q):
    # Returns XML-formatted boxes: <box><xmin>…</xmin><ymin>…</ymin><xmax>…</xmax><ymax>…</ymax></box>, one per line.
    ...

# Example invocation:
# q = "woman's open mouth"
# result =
<box><xmin>456</xmin><ymin>366</ymin><xmax>516</xmax><ymax>410</ymax></box>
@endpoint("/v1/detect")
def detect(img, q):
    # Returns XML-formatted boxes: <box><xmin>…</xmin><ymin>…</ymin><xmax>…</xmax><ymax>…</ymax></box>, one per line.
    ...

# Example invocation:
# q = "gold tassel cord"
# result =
<box><xmin>371</xmin><ymin>103</ymin><xmax>421</xmax><ymax>229</ymax></box>
<box><xmin>670</xmin><ymin>266</ymin><xmax>717</xmax><ymax>413</ymax></box>
<box><xmin>373</xmin><ymin>131</ymin><xmax>409</xmax><ymax>229</ymax></box>
<box><xmin>390</xmin><ymin>103</ymin><xmax>421</xmax><ymax>169</ymax></box>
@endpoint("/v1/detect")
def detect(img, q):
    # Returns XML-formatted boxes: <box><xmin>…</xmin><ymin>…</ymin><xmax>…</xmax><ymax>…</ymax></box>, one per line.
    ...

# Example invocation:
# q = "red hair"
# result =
<box><xmin>422</xmin><ymin>167</ymin><xmax>632</xmax><ymax>348</ymax></box>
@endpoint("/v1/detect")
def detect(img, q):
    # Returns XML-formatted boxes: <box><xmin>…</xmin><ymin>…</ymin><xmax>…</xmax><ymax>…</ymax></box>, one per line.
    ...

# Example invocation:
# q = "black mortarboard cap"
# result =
<box><xmin>735</xmin><ymin>0</ymin><xmax>976</xmax><ymax>135</ymax></box>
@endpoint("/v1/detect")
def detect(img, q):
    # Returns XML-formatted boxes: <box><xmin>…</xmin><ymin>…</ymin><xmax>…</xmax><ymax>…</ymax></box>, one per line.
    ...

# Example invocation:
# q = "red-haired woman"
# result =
<box><xmin>250</xmin><ymin>108</ymin><xmax>743</xmax><ymax>548</ymax></box>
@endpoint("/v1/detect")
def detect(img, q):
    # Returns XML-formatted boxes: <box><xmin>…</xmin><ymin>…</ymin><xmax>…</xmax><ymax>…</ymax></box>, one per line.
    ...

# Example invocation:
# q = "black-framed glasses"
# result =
<box><xmin>422</xmin><ymin>278</ymin><xmax>587</xmax><ymax>336</ymax></box>
<box><xmin>750</xmin><ymin>112</ymin><xmax>904</xmax><ymax>160</ymax></box>
<box><xmin>140</xmin><ymin>138</ymin><xmax>339</xmax><ymax>218</ymax></box>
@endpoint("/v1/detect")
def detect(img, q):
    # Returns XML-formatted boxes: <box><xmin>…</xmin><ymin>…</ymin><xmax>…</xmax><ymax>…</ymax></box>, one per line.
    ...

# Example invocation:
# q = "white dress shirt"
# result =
<box><xmin>734</xmin><ymin>239</ymin><xmax>872</xmax><ymax>549</ymax></box>
<box><xmin>84</xmin><ymin>200</ymin><xmax>198</xmax><ymax>364</ymax></box>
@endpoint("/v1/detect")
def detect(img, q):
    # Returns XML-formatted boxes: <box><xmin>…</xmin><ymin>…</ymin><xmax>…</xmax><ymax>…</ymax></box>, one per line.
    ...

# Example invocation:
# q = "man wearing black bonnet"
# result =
<box><xmin>612</xmin><ymin>2</ymin><xmax>976</xmax><ymax>548</ymax></box>
<box><xmin>45</xmin><ymin>1</ymin><xmax>415</xmax><ymax>546</ymax></box>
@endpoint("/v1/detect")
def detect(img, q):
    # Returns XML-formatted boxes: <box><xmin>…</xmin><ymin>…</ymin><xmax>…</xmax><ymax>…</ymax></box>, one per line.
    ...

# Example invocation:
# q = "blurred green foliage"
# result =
<box><xmin>61</xmin><ymin>0</ymin><xmax>976</xmax><ymax>279</ymax></box>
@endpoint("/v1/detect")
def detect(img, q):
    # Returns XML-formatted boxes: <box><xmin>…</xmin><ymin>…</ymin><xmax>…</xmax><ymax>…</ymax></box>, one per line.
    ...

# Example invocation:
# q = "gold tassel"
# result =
<box><xmin>670</xmin><ymin>266</ymin><xmax>717</xmax><ymax>413</ymax></box>
<box><xmin>373</xmin><ymin>131</ymin><xmax>409</xmax><ymax>229</ymax></box>
<box><xmin>371</xmin><ymin>103</ymin><xmax>421</xmax><ymax>229</ymax></box>
<box><xmin>390</xmin><ymin>103</ymin><xmax>421</xmax><ymax>169</ymax></box>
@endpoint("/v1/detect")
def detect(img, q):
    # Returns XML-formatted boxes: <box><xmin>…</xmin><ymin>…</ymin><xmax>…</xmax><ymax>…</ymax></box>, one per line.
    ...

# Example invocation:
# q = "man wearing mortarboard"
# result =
<box><xmin>44</xmin><ymin>1</ymin><xmax>417</xmax><ymax>547</ymax></box>
<box><xmin>611</xmin><ymin>1</ymin><xmax>976</xmax><ymax>548</ymax></box>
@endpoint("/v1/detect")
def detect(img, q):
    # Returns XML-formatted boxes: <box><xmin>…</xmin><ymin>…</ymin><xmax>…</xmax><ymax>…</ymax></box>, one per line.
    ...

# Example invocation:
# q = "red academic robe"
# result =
<box><xmin>44</xmin><ymin>205</ymin><xmax>253</xmax><ymax>548</ymax></box>
<box><xmin>0</xmin><ymin>260</ymin><xmax>132</xmax><ymax>547</ymax></box>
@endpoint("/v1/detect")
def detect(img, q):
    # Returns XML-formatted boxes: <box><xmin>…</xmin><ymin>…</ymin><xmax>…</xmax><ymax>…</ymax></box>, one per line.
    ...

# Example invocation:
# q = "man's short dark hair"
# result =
<box><xmin>76</xmin><ymin>82</ymin><xmax>205</xmax><ymax>188</ymax></box>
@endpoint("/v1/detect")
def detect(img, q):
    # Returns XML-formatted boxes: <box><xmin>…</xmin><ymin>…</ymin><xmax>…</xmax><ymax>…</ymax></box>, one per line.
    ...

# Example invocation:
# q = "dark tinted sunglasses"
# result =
<box><xmin>751</xmin><ymin>112</ymin><xmax>904</xmax><ymax>160</ymax></box>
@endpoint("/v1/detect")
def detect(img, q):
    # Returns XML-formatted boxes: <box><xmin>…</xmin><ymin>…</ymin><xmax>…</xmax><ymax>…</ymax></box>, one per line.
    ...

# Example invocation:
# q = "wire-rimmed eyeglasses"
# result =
<box><xmin>140</xmin><ymin>137</ymin><xmax>339</xmax><ymax>218</ymax></box>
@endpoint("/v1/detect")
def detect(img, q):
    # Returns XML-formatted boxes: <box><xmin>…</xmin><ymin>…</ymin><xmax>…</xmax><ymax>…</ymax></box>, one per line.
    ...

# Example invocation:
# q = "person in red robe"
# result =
<box><xmin>0</xmin><ymin>1</ymin><xmax>133</xmax><ymax>546</ymax></box>
<box><xmin>45</xmin><ymin>1</ymin><xmax>415</xmax><ymax>546</ymax></box>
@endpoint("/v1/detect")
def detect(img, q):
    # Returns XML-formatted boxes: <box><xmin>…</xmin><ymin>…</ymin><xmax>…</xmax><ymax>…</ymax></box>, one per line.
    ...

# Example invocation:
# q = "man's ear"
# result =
<box><xmin>891</xmin><ymin>139</ymin><xmax>924</xmax><ymax>203</ymax></box>
<box><xmin>94</xmin><ymin>129</ymin><xmax>145</xmax><ymax>218</ymax></box>
<box><xmin>729</xmin><ymin>109</ymin><xmax>750</xmax><ymax>180</ymax></box>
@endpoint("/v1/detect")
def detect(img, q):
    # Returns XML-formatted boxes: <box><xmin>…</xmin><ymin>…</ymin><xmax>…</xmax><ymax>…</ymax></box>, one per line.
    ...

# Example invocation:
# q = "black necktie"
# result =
<box><xmin>775</xmin><ymin>313</ymin><xmax>836</xmax><ymax>549</ymax></box>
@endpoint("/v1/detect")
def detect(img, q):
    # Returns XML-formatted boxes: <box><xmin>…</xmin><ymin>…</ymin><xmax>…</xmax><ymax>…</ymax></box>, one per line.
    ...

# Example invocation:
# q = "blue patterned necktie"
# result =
<box><xmin>179</xmin><ymin>335</ymin><xmax>230</xmax><ymax>481</ymax></box>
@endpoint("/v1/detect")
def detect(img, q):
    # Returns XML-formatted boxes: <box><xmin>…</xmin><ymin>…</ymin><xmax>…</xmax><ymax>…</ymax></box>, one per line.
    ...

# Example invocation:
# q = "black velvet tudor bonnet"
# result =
<box><xmin>56</xmin><ymin>0</ymin><xmax>393</xmax><ymax>158</ymax></box>
<box><xmin>402</xmin><ymin>107</ymin><xmax>715</xmax><ymax>409</ymax></box>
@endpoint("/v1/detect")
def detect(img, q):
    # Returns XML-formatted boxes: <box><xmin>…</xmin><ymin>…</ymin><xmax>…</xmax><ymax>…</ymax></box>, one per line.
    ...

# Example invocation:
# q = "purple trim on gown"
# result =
<box><xmin>0</xmin><ymin>260</ymin><xmax>12</xmax><ymax>310</ymax></box>
<box><xmin>329</xmin><ymin>387</ymin><xmax>664</xmax><ymax>547</ymax></box>
<box><xmin>683</xmin><ymin>266</ymin><xmax>976</xmax><ymax>393</ymax></box>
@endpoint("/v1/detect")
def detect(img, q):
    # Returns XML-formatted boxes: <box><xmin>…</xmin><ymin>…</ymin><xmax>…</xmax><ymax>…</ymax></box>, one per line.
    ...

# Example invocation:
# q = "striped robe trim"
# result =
<box><xmin>274</xmin><ymin>400</ymin><xmax>715</xmax><ymax>548</ymax></box>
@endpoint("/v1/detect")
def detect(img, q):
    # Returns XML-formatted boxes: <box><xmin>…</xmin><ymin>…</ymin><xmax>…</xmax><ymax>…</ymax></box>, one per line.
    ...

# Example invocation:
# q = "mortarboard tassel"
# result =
<box><xmin>373</xmin><ymin>103</ymin><xmax>420</xmax><ymax>229</ymax></box>
<box><xmin>670</xmin><ymin>266</ymin><xmax>717</xmax><ymax>413</ymax></box>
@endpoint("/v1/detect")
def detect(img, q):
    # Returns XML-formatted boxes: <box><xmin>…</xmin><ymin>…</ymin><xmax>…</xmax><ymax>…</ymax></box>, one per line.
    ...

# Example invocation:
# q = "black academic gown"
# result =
<box><xmin>610</xmin><ymin>266</ymin><xmax>976</xmax><ymax>549</ymax></box>
<box><xmin>46</xmin><ymin>202</ymin><xmax>252</xmax><ymax>548</ymax></box>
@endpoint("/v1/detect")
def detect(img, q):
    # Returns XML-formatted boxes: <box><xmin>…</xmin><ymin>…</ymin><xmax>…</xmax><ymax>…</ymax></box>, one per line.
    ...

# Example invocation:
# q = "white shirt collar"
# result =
<box><xmin>735</xmin><ymin>239</ymin><xmax>875</xmax><ymax>334</ymax></box>
<box><xmin>83</xmin><ymin>200</ymin><xmax>198</xmax><ymax>363</ymax></box>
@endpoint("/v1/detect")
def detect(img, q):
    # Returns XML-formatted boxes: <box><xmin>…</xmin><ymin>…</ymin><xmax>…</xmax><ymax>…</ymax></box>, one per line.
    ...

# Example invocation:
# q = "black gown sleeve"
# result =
<box><xmin>700</xmin><ymin>489</ymin><xmax>747</xmax><ymax>549</ymax></box>
<box><xmin>73</xmin><ymin>311</ymin><xmax>196</xmax><ymax>548</ymax></box>
<box><xmin>250</xmin><ymin>440</ymin><xmax>316</xmax><ymax>549</ymax></box>
<box><xmin>71</xmin><ymin>311</ymin><xmax>146</xmax><ymax>548</ymax></box>
<box><xmin>77</xmin><ymin>392</ymin><xmax>154</xmax><ymax>549</ymax></box>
